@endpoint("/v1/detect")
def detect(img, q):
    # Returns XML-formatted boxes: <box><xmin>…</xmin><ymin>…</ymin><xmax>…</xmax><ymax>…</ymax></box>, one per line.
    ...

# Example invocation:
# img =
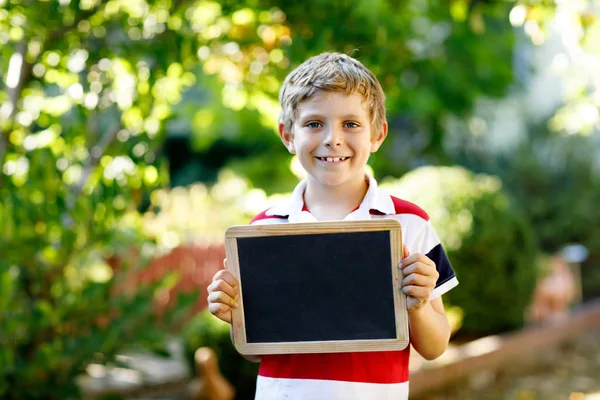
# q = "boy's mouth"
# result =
<box><xmin>315</xmin><ymin>156</ymin><xmax>349</xmax><ymax>163</ymax></box>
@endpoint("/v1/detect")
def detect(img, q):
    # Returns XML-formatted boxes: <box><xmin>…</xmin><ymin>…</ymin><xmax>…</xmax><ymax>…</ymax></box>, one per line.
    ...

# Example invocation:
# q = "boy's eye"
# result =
<box><xmin>306</xmin><ymin>122</ymin><xmax>322</xmax><ymax>129</ymax></box>
<box><xmin>344</xmin><ymin>122</ymin><xmax>359</xmax><ymax>129</ymax></box>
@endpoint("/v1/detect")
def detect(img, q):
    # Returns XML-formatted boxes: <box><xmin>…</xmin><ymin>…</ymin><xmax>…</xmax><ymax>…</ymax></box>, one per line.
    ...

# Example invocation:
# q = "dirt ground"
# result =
<box><xmin>412</xmin><ymin>324</ymin><xmax>600</xmax><ymax>400</ymax></box>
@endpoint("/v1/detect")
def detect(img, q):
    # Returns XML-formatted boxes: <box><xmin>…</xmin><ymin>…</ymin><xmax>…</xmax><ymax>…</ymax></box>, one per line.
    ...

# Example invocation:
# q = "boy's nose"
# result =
<box><xmin>323</xmin><ymin>127</ymin><xmax>342</xmax><ymax>147</ymax></box>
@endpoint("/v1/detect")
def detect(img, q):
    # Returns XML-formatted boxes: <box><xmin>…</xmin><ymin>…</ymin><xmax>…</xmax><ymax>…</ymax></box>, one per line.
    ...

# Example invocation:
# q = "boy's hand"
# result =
<box><xmin>207</xmin><ymin>258</ymin><xmax>239</xmax><ymax>324</ymax></box>
<box><xmin>399</xmin><ymin>245</ymin><xmax>439</xmax><ymax>313</ymax></box>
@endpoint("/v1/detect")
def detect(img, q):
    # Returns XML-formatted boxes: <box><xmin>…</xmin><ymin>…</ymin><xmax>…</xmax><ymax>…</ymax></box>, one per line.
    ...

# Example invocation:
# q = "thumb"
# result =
<box><xmin>402</xmin><ymin>244</ymin><xmax>410</xmax><ymax>260</ymax></box>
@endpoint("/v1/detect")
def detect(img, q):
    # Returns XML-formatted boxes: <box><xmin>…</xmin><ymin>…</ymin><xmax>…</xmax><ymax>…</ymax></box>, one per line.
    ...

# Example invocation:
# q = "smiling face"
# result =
<box><xmin>279</xmin><ymin>90</ymin><xmax>387</xmax><ymax>190</ymax></box>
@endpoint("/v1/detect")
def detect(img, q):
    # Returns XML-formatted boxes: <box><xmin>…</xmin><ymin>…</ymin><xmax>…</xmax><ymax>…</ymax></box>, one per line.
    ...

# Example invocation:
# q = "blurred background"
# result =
<box><xmin>1</xmin><ymin>0</ymin><xmax>600</xmax><ymax>399</ymax></box>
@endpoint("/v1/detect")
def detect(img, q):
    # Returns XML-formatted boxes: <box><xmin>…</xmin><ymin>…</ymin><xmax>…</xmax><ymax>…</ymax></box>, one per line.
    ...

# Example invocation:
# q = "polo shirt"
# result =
<box><xmin>249</xmin><ymin>174</ymin><xmax>458</xmax><ymax>400</ymax></box>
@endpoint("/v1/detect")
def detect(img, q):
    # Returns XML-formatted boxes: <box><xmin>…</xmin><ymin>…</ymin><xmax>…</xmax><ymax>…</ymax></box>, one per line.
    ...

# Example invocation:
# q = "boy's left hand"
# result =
<box><xmin>399</xmin><ymin>244</ymin><xmax>439</xmax><ymax>312</ymax></box>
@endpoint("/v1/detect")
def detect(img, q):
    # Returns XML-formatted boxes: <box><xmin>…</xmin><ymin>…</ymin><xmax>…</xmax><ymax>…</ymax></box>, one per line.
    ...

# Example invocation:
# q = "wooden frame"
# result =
<box><xmin>225</xmin><ymin>219</ymin><xmax>408</xmax><ymax>355</ymax></box>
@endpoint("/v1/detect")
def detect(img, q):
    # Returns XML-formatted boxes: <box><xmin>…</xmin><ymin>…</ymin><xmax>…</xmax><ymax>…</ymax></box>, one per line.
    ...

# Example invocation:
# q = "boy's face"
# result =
<box><xmin>279</xmin><ymin>91</ymin><xmax>387</xmax><ymax>189</ymax></box>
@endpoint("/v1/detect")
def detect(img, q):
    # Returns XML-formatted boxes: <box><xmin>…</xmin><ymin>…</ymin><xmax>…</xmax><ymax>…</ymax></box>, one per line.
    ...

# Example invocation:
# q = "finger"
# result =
<box><xmin>402</xmin><ymin>244</ymin><xmax>410</xmax><ymax>260</ymax></box>
<box><xmin>212</xmin><ymin>269</ymin><xmax>239</xmax><ymax>288</ymax></box>
<box><xmin>401</xmin><ymin>273</ymin><xmax>433</xmax><ymax>288</ymax></box>
<box><xmin>402</xmin><ymin>253</ymin><xmax>436</xmax><ymax>269</ymax></box>
<box><xmin>407</xmin><ymin>297</ymin><xmax>428</xmax><ymax>312</ymax></box>
<box><xmin>208</xmin><ymin>290</ymin><xmax>238</xmax><ymax>308</ymax></box>
<box><xmin>401</xmin><ymin>262</ymin><xmax>439</xmax><ymax>280</ymax></box>
<box><xmin>401</xmin><ymin>253</ymin><xmax>435</xmax><ymax>269</ymax></box>
<box><xmin>207</xmin><ymin>278</ymin><xmax>239</xmax><ymax>300</ymax></box>
<box><xmin>208</xmin><ymin>303</ymin><xmax>232</xmax><ymax>324</ymax></box>
<box><xmin>402</xmin><ymin>285</ymin><xmax>431</xmax><ymax>300</ymax></box>
<box><xmin>399</xmin><ymin>253</ymin><xmax>417</xmax><ymax>268</ymax></box>
<box><xmin>207</xmin><ymin>280</ymin><xmax>239</xmax><ymax>299</ymax></box>
<box><xmin>414</xmin><ymin>253</ymin><xmax>436</xmax><ymax>267</ymax></box>
<box><xmin>208</xmin><ymin>302</ymin><xmax>231</xmax><ymax>315</ymax></box>
<box><xmin>398</xmin><ymin>244</ymin><xmax>410</xmax><ymax>268</ymax></box>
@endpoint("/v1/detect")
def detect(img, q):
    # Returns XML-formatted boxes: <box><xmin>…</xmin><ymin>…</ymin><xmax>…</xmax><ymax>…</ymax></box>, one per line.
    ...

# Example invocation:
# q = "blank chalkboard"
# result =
<box><xmin>225</xmin><ymin>219</ymin><xmax>408</xmax><ymax>355</ymax></box>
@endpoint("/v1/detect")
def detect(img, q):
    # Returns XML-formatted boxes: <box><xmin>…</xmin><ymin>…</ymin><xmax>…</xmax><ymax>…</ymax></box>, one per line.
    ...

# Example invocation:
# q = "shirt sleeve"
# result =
<box><xmin>406</xmin><ymin>219</ymin><xmax>458</xmax><ymax>300</ymax></box>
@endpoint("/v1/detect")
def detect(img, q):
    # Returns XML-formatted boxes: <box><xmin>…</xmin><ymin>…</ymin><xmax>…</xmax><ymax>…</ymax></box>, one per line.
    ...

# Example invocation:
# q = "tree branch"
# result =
<box><xmin>0</xmin><ymin>40</ymin><xmax>32</xmax><ymax>165</ymax></box>
<box><xmin>73</xmin><ymin>122</ymin><xmax>121</xmax><ymax>198</ymax></box>
<box><xmin>1</xmin><ymin>0</ymin><xmax>108</xmax><ymax>167</ymax></box>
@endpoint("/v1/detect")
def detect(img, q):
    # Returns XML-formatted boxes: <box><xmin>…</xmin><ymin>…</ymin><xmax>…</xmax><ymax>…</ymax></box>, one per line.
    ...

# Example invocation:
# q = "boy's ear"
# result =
<box><xmin>370</xmin><ymin>122</ymin><xmax>388</xmax><ymax>153</ymax></box>
<box><xmin>279</xmin><ymin>123</ymin><xmax>296</xmax><ymax>154</ymax></box>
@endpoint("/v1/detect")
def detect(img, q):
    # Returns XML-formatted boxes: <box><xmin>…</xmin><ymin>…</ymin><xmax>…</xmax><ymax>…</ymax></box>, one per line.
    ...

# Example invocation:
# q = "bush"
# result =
<box><xmin>142</xmin><ymin>169</ymin><xmax>278</xmax><ymax>247</ymax></box>
<box><xmin>497</xmin><ymin>134</ymin><xmax>600</xmax><ymax>300</ymax></box>
<box><xmin>448</xmin><ymin>122</ymin><xmax>600</xmax><ymax>300</ymax></box>
<box><xmin>182</xmin><ymin>310</ymin><xmax>259</xmax><ymax>400</ymax></box>
<box><xmin>381</xmin><ymin>166</ymin><xmax>539</xmax><ymax>336</ymax></box>
<box><xmin>0</xmin><ymin>147</ymin><xmax>196</xmax><ymax>399</ymax></box>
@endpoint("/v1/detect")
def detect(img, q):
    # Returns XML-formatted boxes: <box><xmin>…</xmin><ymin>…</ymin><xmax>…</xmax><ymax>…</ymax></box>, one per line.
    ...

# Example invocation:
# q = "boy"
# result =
<box><xmin>207</xmin><ymin>52</ymin><xmax>458</xmax><ymax>399</ymax></box>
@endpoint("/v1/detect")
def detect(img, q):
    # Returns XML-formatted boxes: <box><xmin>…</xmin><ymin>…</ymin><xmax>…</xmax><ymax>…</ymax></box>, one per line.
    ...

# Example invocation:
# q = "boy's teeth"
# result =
<box><xmin>321</xmin><ymin>157</ymin><xmax>346</xmax><ymax>162</ymax></box>
<box><xmin>319</xmin><ymin>156</ymin><xmax>347</xmax><ymax>162</ymax></box>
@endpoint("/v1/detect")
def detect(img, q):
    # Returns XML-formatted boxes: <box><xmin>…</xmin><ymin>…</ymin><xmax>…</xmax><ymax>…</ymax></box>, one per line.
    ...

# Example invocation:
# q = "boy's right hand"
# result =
<box><xmin>207</xmin><ymin>258</ymin><xmax>239</xmax><ymax>324</ymax></box>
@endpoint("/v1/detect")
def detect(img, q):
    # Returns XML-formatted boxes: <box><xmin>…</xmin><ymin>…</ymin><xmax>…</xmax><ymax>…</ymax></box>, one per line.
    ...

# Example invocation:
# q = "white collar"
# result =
<box><xmin>265</xmin><ymin>174</ymin><xmax>395</xmax><ymax>222</ymax></box>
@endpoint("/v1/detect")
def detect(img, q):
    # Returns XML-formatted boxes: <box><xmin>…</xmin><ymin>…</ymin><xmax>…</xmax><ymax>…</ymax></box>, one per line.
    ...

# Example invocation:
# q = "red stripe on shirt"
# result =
<box><xmin>390</xmin><ymin>196</ymin><xmax>429</xmax><ymax>221</ymax></box>
<box><xmin>250</xmin><ymin>209</ymin><xmax>289</xmax><ymax>224</ymax></box>
<box><xmin>258</xmin><ymin>349</ymin><xmax>410</xmax><ymax>384</ymax></box>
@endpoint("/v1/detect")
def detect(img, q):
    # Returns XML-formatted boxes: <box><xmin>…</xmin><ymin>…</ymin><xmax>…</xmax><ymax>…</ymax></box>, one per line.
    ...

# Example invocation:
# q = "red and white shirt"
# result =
<box><xmin>249</xmin><ymin>174</ymin><xmax>458</xmax><ymax>400</ymax></box>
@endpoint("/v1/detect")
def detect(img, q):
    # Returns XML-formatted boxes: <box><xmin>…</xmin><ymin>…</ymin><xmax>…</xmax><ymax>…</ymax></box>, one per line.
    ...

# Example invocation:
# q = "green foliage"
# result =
<box><xmin>167</xmin><ymin>0</ymin><xmax>600</xmax><ymax>191</ymax></box>
<box><xmin>0</xmin><ymin>141</ymin><xmax>197</xmax><ymax>397</ymax></box>
<box><xmin>182</xmin><ymin>310</ymin><xmax>259</xmax><ymax>400</ymax></box>
<box><xmin>509</xmin><ymin>137</ymin><xmax>600</xmax><ymax>268</ymax></box>
<box><xmin>515</xmin><ymin>2</ymin><xmax>600</xmax><ymax>136</ymax></box>
<box><xmin>142</xmin><ymin>169</ymin><xmax>284</xmax><ymax>246</ymax></box>
<box><xmin>382</xmin><ymin>166</ymin><xmax>539</xmax><ymax>336</ymax></box>
<box><xmin>0</xmin><ymin>0</ymin><xmax>291</xmax><ymax>391</ymax></box>
<box><xmin>452</xmin><ymin>124</ymin><xmax>600</xmax><ymax>299</ymax></box>
<box><xmin>0</xmin><ymin>0</ymin><xmax>265</xmax><ymax>396</ymax></box>
<box><xmin>462</xmin><ymin>130</ymin><xmax>600</xmax><ymax>255</ymax></box>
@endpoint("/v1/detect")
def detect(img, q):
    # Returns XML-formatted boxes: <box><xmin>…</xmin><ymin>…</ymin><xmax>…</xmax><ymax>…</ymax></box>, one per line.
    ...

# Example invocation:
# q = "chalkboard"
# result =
<box><xmin>225</xmin><ymin>219</ymin><xmax>408</xmax><ymax>355</ymax></box>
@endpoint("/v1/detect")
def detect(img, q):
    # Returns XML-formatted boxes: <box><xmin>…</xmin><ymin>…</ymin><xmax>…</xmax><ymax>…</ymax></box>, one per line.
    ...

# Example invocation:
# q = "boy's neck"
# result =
<box><xmin>303</xmin><ymin>175</ymin><xmax>369</xmax><ymax>221</ymax></box>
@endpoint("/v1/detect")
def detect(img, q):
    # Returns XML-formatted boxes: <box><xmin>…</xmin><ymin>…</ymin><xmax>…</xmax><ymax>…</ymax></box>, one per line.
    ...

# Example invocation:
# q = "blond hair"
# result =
<box><xmin>278</xmin><ymin>52</ymin><xmax>386</xmax><ymax>138</ymax></box>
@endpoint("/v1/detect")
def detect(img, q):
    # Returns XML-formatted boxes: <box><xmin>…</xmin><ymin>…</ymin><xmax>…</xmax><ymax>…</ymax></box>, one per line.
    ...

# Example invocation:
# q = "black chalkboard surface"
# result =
<box><xmin>225</xmin><ymin>219</ymin><xmax>408</xmax><ymax>355</ymax></box>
